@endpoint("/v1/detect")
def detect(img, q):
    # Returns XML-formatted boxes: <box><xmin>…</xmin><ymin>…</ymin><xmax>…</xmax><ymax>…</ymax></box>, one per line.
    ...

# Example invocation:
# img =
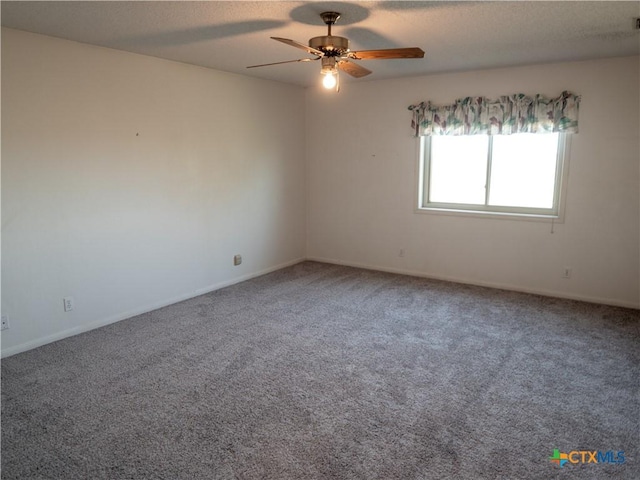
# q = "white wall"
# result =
<box><xmin>1</xmin><ymin>28</ymin><xmax>307</xmax><ymax>356</ymax></box>
<box><xmin>307</xmin><ymin>56</ymin><xmax>640</xmax><ymax>308</ymax></box>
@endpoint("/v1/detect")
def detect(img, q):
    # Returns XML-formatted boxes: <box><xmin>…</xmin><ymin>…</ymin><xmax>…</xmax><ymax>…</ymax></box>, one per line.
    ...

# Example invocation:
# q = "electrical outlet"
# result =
<box><xmin>233</xmin><ymin>254</ymin><xmax>242</xmax><ymax>266</ymax></box>
<box><xmin>63</xmin><ymin>296</ymin><xmax>75</xmax><ymax>312</ymax></box>
<box><xmin>399</xmin><ymin>248</ymin><xmax>406</xmax><ymax>258</ymax></box>
<box><xmin>1</xmin><ymin>315</ymin><xmax>9</xmax><ymax>331</ymax></box>
<box><xmin>562</xmin><ymin>267</ymin><xmax>572</xmax><ymax>279</ymax></box>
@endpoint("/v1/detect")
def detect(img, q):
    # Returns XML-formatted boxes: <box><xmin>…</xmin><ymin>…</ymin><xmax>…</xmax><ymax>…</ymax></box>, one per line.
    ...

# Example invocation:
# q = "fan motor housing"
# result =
<box><xmin>309</xmin><ymin>35</ymin><xmax>349</xmax><ymax>56</ymax></box>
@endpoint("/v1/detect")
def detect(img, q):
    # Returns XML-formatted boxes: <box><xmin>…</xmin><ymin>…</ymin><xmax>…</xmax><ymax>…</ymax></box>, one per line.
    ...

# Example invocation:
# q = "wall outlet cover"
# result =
<box><xmin>63</xmin><ymin>296</ymin><xmax>75</xmax><ymax>312</ymax></box>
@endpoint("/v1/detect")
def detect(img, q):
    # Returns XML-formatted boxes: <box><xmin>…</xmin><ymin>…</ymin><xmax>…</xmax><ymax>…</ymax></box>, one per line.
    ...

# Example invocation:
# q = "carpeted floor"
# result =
<box><xmin>2</xmin><ymin>261</ymin><xmax>639</xmax><ymax>479</ymax></box>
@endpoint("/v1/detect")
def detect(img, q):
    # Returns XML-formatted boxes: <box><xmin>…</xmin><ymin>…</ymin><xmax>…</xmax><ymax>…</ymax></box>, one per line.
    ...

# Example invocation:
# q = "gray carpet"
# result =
<box><xmin>2</xmin><ymin>261</ymin><xmax>639</xmax><ymax>479</ymax></box>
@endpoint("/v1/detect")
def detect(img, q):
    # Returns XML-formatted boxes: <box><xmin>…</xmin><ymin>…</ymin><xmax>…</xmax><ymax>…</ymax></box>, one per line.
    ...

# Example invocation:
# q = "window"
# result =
<box><xmin>418</xmin><ymin>133</ymin><xmax>568</xmax><ymax>218</ymax></box>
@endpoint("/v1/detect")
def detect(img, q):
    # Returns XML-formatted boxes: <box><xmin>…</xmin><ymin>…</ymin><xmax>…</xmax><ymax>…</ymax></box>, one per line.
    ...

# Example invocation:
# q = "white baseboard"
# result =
<box><xmin>3</xmin><ymin>255</ymin><xmax>636</xmax><ymax>359</ymax></box>
<box><xmin>306</xmin><ymin>256</ymin><xmax>640</xmax><ymax>310</ymax></box>
<box><xmin>1</xmin><ymin>257</ymin><xmax>306</xmax><ymax>359</ymax></box>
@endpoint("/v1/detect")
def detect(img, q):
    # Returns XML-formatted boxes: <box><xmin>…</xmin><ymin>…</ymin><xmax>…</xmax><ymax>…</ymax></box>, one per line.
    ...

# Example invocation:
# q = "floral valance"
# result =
<box><xmin>408</xmin><ymin>91</ymin><xmax>580</xmax><ymax>136</ymax></box>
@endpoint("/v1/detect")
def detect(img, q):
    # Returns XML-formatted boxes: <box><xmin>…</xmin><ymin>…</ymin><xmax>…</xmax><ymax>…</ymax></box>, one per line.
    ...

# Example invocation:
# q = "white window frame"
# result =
<box><xmin>416</xmin><ymin>133</ymin><xmax>571</xmax><ymax>221</ymax></box>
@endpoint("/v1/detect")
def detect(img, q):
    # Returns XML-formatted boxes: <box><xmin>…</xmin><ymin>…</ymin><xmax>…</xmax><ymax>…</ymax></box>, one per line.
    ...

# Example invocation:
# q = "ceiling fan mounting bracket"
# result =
<box><xmin>320</xmin><ymin>12</ymin><xmax>341</xmax><ymax>26</ymax></box>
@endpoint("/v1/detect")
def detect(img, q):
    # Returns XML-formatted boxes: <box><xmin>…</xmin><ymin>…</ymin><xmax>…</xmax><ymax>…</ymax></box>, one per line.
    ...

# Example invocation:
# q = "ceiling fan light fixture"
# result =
<box><xmin>320</xmin><ymin>56</ymin><xmax>338</xmax><ymax>90</ymax></box>
<box><xmin>322</xmin><ymin>70</ymin><xmax>338</xmax><ymax>89</ymax></box>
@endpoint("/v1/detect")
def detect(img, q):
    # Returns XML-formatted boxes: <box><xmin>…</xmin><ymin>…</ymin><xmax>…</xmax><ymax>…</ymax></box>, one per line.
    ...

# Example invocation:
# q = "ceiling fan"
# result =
<box><xmin>247</xmin><ymin>11</ymin><xmax>425</xmax><ymax>90</ymax></box>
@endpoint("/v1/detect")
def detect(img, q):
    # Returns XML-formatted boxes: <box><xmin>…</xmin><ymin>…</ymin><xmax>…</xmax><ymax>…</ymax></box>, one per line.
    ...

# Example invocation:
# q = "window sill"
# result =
<box><xmin>415</xmin><ymin>206</ymin><xmax>564</xmax><ymax>223</ymax></box>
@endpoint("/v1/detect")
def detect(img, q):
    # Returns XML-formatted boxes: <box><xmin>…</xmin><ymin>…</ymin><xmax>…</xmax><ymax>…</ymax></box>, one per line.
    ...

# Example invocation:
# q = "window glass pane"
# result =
<box><xmin>429</xmin><ymin>135</ymin><xmax>488</xmax><ymax>205</ymax></box>
<box><xmin>489</xmin><ymin>133</ymin><xmax>559</xmax><ymax>209</ymax></box>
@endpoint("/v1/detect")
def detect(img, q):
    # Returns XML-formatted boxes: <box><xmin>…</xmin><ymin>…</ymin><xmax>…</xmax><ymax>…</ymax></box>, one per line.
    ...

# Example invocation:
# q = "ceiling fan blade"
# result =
<box><xmin>337</xmin><ymin>60</ymin><xmax>372</xmax><ymax>78</ymax></box>
<box><xmin>271</xmin><ymin>37</ymin><xmax>325</xmax><ymax>56</ymax></box>
<box><xmin>247</xmin><ymin>58</ymin><xmax>319</xmax><ymax>69</ymax></box>
<box><xmin>348</xmin><ymin>47</ymin><xmax>425</xmax><ymax>60</ymax></box>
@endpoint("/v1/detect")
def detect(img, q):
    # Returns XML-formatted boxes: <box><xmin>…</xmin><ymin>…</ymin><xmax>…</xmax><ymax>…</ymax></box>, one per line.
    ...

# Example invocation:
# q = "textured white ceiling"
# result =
<box><xmin>2</xmin><ymin>1</ymin><xmax>639</xmax><ymax>87</ymax></box>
